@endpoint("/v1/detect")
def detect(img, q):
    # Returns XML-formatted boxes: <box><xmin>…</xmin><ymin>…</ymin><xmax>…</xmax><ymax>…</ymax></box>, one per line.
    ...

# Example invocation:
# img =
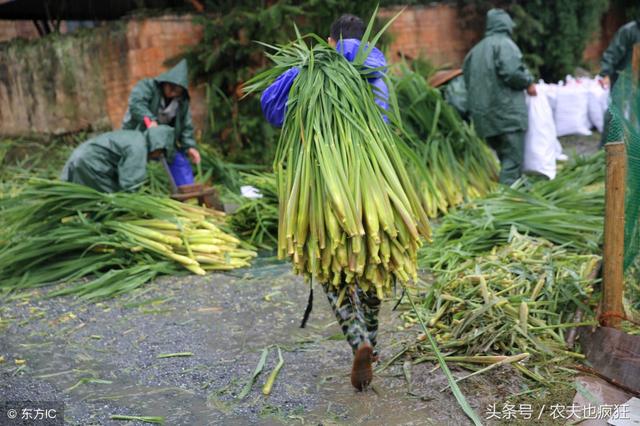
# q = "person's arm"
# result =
<box><xmin>600</xmin><ymin>26</ymin><xmax>630</xmax><ymax>78</ymax></box>
<box><xmin>495</xmin><ymin>40</ymin><xmax>534</xmax><ymax>91</ymax></box>
<box><xmin>261</xmin><ymin>67</ymin><xmax>300</xmax><ymax>127</ymax></box>
<box><xmin>127</xmin><ymin>79</ymin><xmax>158</xmax><ymax>124</ymax></box>
<box><xmin>117</xmin><ymin>145</ymin><xmax>148</xmax><ymax>192</ymax></box>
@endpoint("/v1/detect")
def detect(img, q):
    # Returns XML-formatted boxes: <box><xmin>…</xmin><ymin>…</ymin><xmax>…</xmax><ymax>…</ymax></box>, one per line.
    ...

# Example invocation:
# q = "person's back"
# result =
<box><xmin>260</xmin><ymin>15</ymin><xmax>389</xmax><ymax>128</ymax></box>
<box><xmin>463</xmin><ymin>8</ymin><xmax>532</xmax><ymax>139</ymax></box>
<box><xmin>463</xmin><ymin>8</ymin><xmax>534</xmax><ymax>185</ymax></box>
<box><xmin>61</xmin><ymin>127</ymin><xmax>173</xmax><ymax>193</ymax></box>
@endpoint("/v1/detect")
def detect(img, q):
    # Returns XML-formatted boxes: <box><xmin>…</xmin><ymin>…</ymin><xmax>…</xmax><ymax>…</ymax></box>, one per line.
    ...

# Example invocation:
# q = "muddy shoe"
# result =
<box><xmin>351</xmin><ymin>343</ymin><xmax>374</xmax><ymax>391</ymax></box>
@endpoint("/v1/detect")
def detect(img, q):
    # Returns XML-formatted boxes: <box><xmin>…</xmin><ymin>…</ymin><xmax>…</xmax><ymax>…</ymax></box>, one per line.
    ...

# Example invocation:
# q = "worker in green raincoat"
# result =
<box><xmin>600</xmin><ymin>18</ymin><xmax>640</xmax><ymax>88</ymax></box>
<box><xmin>61</xmin><ymin>126</ymin><xmax>174</xmax><ymax>193</ymax></box>
<box><xmin>463</xmin><ymin>8</ymin><xmax>537</xmax><ymax>185</ymax></box>
<box><xmin>599</xmin><ymin>17</ymin><xmax>640</xmax><ymax>146</ymax></box>
<box><xmin>122</xmin><ymin>59</ymin><xmax>200</xmax><ymax>187</ymax></box>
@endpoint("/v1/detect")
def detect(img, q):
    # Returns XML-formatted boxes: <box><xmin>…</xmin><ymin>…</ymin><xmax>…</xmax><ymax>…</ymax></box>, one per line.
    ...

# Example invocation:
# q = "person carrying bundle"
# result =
<box><xmin>121</xmin><ymin>59</ymin><xmax>201</xmax><ymax>187</ymax></box>
<box><xmin>61</xmin><ymin>126</ymin><xmax>174</xmax><ymax>193</ymax></box>
<box><xmin>260</xmin><ymin>14</ymin><xmax>390</xmax><ymax>392</ymax></box>
<box><xmin>463</xmin><ymin>8</ymin><xmax>537</xmax><ymax>185</ymax></box>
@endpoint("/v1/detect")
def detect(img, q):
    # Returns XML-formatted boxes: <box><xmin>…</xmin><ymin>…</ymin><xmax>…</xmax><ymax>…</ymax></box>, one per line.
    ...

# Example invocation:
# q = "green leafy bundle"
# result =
<box><xmin>0</xmin><ymin>179</ymin><xmax>255</xmax><ymax>300</ymax></box>
<box><xmin>394</xmin><ymin>66</ymin><xmax>498</xmax><ymax>217</ymax></box>
<box><xmin>420</xmin><ymin>152</ymin><xmax>605</xmax><ymax>272</ymax></box>
<box><xmin>244</xmin><ymin>17</ymin><xmax>430</xmax><ymax>297</ymax></box>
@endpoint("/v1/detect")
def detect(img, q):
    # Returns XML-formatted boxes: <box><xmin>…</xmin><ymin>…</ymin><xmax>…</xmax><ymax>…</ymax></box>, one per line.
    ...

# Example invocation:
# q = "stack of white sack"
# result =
<box><xmin>554</xmin><ymin>76</ymin><xmax>592</xmax><ymax>137</ymax></box>
<box><xmin>545</xmin><ymin>76</ymin><xmax>609</xmax><ymax>136</ymax></box>
<box><xmin>586</xmin><ymin>76</ymin><xmax>609</xmax><ymax>133</ymax></box>
<box><xmin>524</xmin><ymin>82</ymin><xmax>564</xmax><ymax>179</ymax></box>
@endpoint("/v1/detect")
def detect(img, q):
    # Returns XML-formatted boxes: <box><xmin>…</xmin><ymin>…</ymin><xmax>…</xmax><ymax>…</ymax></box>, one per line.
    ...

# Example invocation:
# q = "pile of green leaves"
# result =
<box><xmin>406</xmin><ymin>231</ymin><xmax>600</xmax><ymax>384</ymax></box>
<box><xmin>227</xmin><ymin>172</ymin><xmax>279</xmax><ymax>250</ymax></box>
<box><xmin>0</xmin><ymin>179</ymin><xmax>254</xmax><ymax>300</ymax></box>
<box><xmin>393</xmin><ymin>65</ymin><xmax>498</xmax><ymax>217</ymax></box>
<box><xmin>420</xmin><ymin>151</ymin><xmax>605</xmax><ymax>272</ymax></box>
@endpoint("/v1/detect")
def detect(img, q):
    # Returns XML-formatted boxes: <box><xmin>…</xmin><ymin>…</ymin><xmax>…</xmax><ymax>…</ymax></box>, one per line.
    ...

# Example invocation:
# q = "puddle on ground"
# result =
<box><xmin>1</xmin><ymin>263</ymin><xmax>505</xmax><ymax>425</ymax></box>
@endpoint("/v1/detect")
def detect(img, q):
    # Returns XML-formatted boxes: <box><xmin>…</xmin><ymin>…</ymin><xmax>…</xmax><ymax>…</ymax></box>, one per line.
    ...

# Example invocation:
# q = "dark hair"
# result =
<box><xmin>330</xmin><ymin>14</ymin><xmax>365</xmax><ymax>41</ymax></box>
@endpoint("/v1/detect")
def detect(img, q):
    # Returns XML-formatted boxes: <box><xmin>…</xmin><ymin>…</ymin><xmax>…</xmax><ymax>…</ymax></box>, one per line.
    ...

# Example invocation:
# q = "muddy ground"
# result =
<box><xmin>0</xmin><ymin>260</ymin><xmax>530</xmax><ymax>426</ymax></box>
<box><xmin>0</xmin><ymin>135</ymin><xmax>599</xmax><ymax>425</ymax></box>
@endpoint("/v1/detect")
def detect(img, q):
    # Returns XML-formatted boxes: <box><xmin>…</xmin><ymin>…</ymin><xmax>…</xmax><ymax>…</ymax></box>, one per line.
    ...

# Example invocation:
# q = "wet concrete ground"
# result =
<box><xmin>0</xmin><ymin>262</ymin><xmax>525</xmax><ymax>425</ymax></box>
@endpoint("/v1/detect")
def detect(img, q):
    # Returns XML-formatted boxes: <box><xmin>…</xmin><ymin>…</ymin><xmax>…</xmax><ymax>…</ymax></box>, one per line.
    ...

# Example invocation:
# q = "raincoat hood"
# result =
<box><xmin>486</xmin><ymin>9</ymin><xmax>515</xmax><ymax>36</ymax></box>
<box><xmin>156</xmin><ymin>59</ymin><xmax>189</xmax><ymax>94</ymax></box>
<box><xmin>145</xmin><ymin>125</ymin><xmax>175</xmax><ymax>160</ymax></box>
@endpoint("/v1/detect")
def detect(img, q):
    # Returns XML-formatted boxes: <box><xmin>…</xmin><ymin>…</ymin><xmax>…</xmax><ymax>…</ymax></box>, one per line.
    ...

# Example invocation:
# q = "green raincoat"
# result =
<box><xmin>600</xmin><ymin>20</ymin><xmax>640</xmax><ymax>84</ymax></box>
<box><xmin>463</xmin><ymin>9</ymin><xmax>533</xmax><ymax>139</ymax></box>
<box><xmin>121</xmin><ymin>59</ymin><xmax>196</xmax><ymax>152</ymax></box>
<box><xmin>61</xmin><ymin>126</ymin><xmax>174</xmax><ymax>193</ymax></box>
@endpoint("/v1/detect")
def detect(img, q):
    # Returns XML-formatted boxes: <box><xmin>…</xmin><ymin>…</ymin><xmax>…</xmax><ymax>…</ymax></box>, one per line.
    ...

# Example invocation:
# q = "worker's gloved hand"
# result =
<box><xmin>187</xmin><ymin>147</ymin><xmax>201</xmax><ymax>164</ymax></box>
<box><xmin>526</xmin><ymin>84</ymin><xmax>537</xmax><ymax>97</ymax></box>
<box><xmin>600</xmin><ymin>75</ymin><xmax>611</xmax><ymax>89</ymax></box>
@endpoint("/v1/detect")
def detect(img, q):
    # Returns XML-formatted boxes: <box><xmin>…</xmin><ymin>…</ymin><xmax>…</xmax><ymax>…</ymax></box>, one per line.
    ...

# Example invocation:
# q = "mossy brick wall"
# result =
<box><xmin>0</xmin><ymin>20</ymin><xmax>38</xmax><ymax>42</ymax></box>
<box><xmin>0</xmin><ymin>6</ymin><xmax>623</xmax><ymax>137</ymax></box>
<box><xmin>381</xmin><ymin>4</ymin><xmax>621</xmax><ymax>70</ymax></box>
<box><xmin>381</xmin><ymin>4</ymin><xmax>479</xmax><ymax>67</ymax></box>
<box><xmin>104</xmin><ymin>16</ymin><xmax>205</xmax><ymax>133</ymax></box>
<box><xmin>0</xmin><ymin>15</ymin><xmax>205</xmax><ymax>137</ymax></box>
<box><xmin>0</xmin><ymin>31</ymin><xmax>112</xmax><ymax>135</ymax></box>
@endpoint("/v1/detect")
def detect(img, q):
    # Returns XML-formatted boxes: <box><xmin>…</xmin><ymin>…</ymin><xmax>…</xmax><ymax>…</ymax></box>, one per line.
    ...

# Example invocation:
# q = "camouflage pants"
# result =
<box><xmin>322</xmin><ymin>281</ymin><xmax>381</xmax><ymax>353</ymax></box>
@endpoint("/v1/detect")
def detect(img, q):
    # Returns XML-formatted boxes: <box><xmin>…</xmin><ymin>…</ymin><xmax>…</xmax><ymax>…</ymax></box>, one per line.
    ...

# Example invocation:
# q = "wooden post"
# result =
<box><xmin>602</xmin><ymin>142</ymin><xmax>626</xmax><ymax>328</ymax></box>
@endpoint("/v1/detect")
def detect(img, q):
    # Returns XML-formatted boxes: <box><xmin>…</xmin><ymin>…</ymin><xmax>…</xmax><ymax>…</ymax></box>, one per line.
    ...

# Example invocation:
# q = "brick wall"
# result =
<box><xmin>0</xmin><ymin>20</ymin><xmax>38</xmax><ymax>42</ymax></box>
<box><xmin>103</xmin><ymin>16</ymin><xmax>205</xmax><ymax>131</ymax></box>
<box><xmin>0</xmin><ymin>6</ymin><xmax>629</xmax><ymax>137</ymax></box>
<box><xmin>0</xmin><ymin>15</ymin><xmax>205</xmax><ymax>137</ymax></box>
<box><xmin>380</xmin><ymin>4</ymin><xmax>479</xmax><ymax>67</ymax></box>
<box><xmin>381</xmin><ymin>3</ymin><xmax>624</xmax><ymax>70</ymax></box>
<box><xmin>583</xmin><ymin>2</ymin><xmax>628</xmax><ymax>67</ymax></box>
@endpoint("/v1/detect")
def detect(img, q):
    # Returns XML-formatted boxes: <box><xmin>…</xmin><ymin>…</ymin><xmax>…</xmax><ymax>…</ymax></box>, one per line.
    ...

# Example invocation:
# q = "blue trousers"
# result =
<box><xmin>168</xmin><ymin>151</ymin><xmax>195</xmax><ymax>186</ymax></box>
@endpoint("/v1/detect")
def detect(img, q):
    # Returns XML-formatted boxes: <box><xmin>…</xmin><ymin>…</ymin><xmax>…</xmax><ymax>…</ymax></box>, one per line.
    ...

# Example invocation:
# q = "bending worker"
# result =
<box><xmin>463</xmin><ymin>8</ymin><xmax>536</xmax><ymax>185</ymax></box>
<box><xmin>61</xmin><ymin>126</ymin><xmax>174</xmax><ymax>193</ymax></box>
<box><xmin>122</xmin><ymin>59</ymin><xmax>201</xmax><ymax>187</ymax></box>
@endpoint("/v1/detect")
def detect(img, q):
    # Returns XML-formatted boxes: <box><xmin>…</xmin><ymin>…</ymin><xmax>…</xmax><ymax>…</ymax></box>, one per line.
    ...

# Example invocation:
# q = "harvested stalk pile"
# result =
<box><xmin>420</xmin><ymin>152</ymin><xmax>604</xmax><ymax>272</ymax></box>
<box><xmin>394</xmin><ymin>67</ymin><xmax>499</xmax><ymax>217</ymax></box>
<box><xmin>244</xmin><ymin>29</ymin><xmax>430</xmax><ymax>296</ymax></box>
<box><xmin>228</xmin><ymin>172</ymin><xmax>279</xmax><ymax>250</ymax></box>
<box><xmin>0</xmin><ymin>179</ymin><xmax>256</xmax><ymax>299</ymax></box>
<box><xmin>406</xmin><ymin>231</ymin><xmax>599</xmax><ymax>379</ymax></box>
<box><xmin>404</xmin><ymin>153</ymin><xmax>607</xmax><ymax>380</ymax></box>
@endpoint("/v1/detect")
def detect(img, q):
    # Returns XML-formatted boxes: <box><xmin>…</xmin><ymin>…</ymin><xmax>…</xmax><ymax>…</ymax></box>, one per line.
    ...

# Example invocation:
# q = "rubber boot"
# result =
<box><xmin>351</xmin><ymin>342</ymin><xmax>374</xmax><ymax>391</ymax></box>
